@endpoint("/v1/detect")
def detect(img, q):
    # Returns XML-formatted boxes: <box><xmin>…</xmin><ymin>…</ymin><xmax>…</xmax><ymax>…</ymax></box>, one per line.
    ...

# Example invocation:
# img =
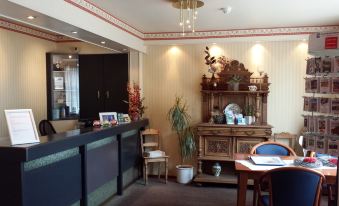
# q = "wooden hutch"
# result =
<box><xmin>194</xmin><ymin>60</ymin><xmax>272</xmax><ymax>184</ymax></box>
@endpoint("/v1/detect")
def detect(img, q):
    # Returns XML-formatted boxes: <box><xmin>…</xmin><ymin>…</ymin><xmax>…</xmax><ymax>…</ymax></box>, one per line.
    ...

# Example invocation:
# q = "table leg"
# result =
<box><xmin>237</xmin><ymin>172</ymin><xmax>248</xmax><ymax>206</ymax></box>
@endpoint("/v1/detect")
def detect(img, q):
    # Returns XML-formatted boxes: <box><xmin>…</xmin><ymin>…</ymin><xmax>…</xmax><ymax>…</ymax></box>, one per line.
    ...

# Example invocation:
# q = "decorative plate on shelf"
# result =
<box><xmin>224</xmin><ymin>103</ymin><xmax>242</xmax><ymax>115</ymax></box>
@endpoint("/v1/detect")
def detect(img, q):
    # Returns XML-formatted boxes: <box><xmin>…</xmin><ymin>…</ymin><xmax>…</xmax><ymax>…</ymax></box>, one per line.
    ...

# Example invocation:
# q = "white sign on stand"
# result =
<box><xmin>4</xmin><ymin>109</ymin><xmax>40</xmax><ymax>145</ymax></box>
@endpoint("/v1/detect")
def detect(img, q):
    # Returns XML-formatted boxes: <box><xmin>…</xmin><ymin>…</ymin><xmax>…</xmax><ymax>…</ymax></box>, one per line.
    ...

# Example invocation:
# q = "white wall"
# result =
<box><xmin>142</xmin><ymin>41</ymin><xmax>308</xmax><ymax>174</ymax></box>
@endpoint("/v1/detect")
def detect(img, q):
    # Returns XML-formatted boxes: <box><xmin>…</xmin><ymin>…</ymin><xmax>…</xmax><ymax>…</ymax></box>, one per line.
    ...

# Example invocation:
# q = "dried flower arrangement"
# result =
<box><xmin>204</xmin><ymin>46</ymin><xmax>218</xmax><ymax>74</ymax></box>
<box><xmin>125</xmin><ymin>83</ymin><xmax>146</xmax><ymax>121</ymax></box>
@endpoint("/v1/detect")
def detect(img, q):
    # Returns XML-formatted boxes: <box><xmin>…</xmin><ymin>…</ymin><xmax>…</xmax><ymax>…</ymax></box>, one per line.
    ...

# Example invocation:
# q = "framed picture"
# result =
<box><xmin>4</xmin><ymin>109</ymin><xmax>40</xmax><ymax>145</ymax></box>
<box><xmin>99</xmin><ymin>112</ymin><xmax>117</xmax><ymax>123</ymax></box>
<box><xmin>54</xmin><ymin>77</ymin><xmax>64</xmax><ymax>90</ymax></box>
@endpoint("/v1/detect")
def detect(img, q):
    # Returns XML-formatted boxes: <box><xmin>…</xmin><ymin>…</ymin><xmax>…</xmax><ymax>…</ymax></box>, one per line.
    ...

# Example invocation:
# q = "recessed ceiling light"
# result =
<box><xmin>101</xmin><ymin>41</ymin><xmax>106</xmax><ymax>44</ymax></box>
<box><xmin>68</xmin><ymin>55</ymin><xmax>72</xmax><ymax>59</ymax></box>
<box><xmin>27</xmin><ymin>15</ymin><xmax>36</xmax><ymax>20</ymax></box>
<box><xmin>71</xmin><ymin>31</ymin><xmax>78</xmax><ymax>34</ymax></box>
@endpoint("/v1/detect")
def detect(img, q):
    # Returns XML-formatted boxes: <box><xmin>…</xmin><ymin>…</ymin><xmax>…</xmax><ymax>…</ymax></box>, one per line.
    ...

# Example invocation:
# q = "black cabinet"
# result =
<box><xmin>79</xmin><ymin>54</ymin><xmax>129</xmax><ymax>120</ymax></box>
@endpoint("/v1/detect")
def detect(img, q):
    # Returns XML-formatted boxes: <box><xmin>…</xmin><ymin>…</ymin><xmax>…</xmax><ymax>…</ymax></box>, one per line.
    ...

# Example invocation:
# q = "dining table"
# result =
<box><xmin>234</xmin><ymin>153</ymin><xmax>337</xmax><ymax>206</ymax></box>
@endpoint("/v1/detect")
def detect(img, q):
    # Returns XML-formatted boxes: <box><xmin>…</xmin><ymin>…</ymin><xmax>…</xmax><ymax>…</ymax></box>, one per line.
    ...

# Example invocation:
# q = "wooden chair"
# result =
<box><xmin>273</xmin><ymin>132</ymin><xmax>297</xmax><ymax>151</ymax></box>
<box><xmin>250</xmin><ymin>141</ymin><xmax>297</xmax><ymax>206</ymax></box>
<box><xmin>38</xmin><ymin>119</ymin><xmax>56</xmax><ymax>136</ymax></box>
<box><xmin>258</xmin><ymin>167</ymin><xmax>325</xmax><ymax>206</ymax></box>
<box><xmin>140</xmin><ymin>128</ymin><xmax>169</xmax><ymax>185</ymax></box>
<box><xmin>250</xmin><ymin>141</ymin><xmax>297</xmax><ymax>156</ymax></box>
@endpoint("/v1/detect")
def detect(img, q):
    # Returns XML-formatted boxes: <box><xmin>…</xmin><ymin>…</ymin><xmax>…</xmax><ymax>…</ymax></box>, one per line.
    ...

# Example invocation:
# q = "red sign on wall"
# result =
<box><xmin>325</xmin><ymin>36</ymin><xmax>338</xmax><ymax>49</ymax></box>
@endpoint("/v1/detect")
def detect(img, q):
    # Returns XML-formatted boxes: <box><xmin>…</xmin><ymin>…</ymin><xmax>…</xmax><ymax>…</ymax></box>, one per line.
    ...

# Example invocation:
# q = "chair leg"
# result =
<box><xmin>158</xmin><ymin>162</ymin><xmax>161</xmax><ymax>179</ymax></box>
<box><xmin>144</xmin><ymin>162</ymin><xmax>148</xmax><ymax>185</ymax></box>
<box><xmin>165</xmin><ymin>159</ymin><xmax>168</xmax><ymax>184</ymax></box>
<box><xmin>253</xmin><ymin>180</ymin><xmax>258</xmax><ymax>206</ymax></box>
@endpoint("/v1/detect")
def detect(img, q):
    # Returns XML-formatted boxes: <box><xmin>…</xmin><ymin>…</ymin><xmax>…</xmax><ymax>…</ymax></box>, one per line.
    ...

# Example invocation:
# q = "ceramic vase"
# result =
<box><xmin>212</xmin><ymin>162</ymin><xmax>221</xmax><ymax>176</ymax></box>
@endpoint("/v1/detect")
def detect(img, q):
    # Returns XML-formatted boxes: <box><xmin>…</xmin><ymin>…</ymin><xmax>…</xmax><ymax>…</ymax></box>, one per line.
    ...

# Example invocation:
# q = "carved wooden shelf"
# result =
<box><xmin>194</xmin><ymin>59</ymin><xmax>273</xmax><ymax>185</ymax></box>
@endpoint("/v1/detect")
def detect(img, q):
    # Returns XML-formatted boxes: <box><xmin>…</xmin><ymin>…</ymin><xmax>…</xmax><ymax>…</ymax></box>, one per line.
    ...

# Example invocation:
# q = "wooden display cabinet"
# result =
<box><xmin>194</xmin><ymin>60</ymin><xmax>272</xmax><ymax>184</ymax></box>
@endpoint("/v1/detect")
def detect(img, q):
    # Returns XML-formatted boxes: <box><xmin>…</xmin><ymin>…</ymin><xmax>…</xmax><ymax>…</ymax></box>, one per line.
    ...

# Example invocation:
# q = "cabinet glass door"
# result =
<box><xmin>47</xmin><ymin>53</ymin><xmax>79</xmax><ymax>120</ymax></box>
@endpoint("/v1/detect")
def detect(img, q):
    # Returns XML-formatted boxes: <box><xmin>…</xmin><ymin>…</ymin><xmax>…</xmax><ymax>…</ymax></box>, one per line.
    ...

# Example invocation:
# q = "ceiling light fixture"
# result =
<box><xmin>101</xmin><ymin>41</ymin><xmax>106</xmax><ymax>44</ymax></box>
<box><xmin>220</xmin><ymin>6</ymin><xmax>232</xmax><ymax>14</ymax></box>
<box><xmin>71</xmin><ymin>31</ymin><xmax>78</xmax><ymax>34</ymax></box>
<box><xmin>173</xmin><ymin>0</ymin><xmax>204</xmax><ymax>36</ymax></box>
<box><xmin>27</xmin><ymin>15</ymin><xmax>36</xmax><ymax>20</ymax></box>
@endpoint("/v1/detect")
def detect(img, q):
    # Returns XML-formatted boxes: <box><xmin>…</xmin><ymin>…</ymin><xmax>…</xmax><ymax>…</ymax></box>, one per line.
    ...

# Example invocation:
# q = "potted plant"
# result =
<box><xmin>168</xmin><ymin>96</ymin><xmax>196</xmax><ymax>184</ymax></box>
<box><xmin>228</xmin><ymin>75</ymin><xmax>241</xmax><ymax>91</ymax></box>
<box><xmin>244</xmin><ymin>104</ymin><xmax>255</xmax><ymax>125</ymax></box>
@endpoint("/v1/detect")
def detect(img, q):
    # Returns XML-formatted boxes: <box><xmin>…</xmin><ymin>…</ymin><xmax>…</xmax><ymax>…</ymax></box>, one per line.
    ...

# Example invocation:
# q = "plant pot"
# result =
<box><xmin>176</xmin><ymin>165</ymin><xmax>193</xmax><ymax>184</ymax></box>
<box><xmin>245</xmin><ymin>116</ymin><xmax>255</xmax><ymax>125</ymax></box>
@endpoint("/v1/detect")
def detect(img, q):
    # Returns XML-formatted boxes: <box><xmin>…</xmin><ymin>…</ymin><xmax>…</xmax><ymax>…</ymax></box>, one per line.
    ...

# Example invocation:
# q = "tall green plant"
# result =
<box><xmin>168</xmin><ymin>96</ymin><xmax>196</xmax><ymax>164</ymax></box>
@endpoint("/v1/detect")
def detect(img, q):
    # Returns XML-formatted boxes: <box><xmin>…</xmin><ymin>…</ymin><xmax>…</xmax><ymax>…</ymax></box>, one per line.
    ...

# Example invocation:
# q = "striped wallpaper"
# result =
<box><xmin>142</xmin><ymin>41</ymin><xmax>308</xmax><ymax>174</ymax></box>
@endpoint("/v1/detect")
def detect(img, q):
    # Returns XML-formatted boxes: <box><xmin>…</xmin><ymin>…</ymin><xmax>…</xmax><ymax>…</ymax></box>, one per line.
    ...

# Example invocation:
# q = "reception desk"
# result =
<box><xmin>0</xmin><ymin>119</ymin><xmax>148</xmax><ymax>206</ymax></box>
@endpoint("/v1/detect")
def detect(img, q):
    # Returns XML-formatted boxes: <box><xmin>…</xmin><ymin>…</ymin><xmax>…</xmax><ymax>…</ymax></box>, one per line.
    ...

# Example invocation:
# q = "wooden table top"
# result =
<box><xmin>234</xmin><ymin>153</ymin><xmax>337</xmax><ymax>181</ymax></box>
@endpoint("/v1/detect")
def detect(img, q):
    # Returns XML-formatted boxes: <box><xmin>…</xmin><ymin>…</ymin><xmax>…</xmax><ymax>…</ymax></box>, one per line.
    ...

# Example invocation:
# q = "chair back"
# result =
<box><xmin>260</xmin><ymin>167</ymin><xmax>324</xmax><ymax>206</ymax></box>
<box><xmin>250</xmin><ymin>141</ymin><xmax>296</xmax><ymax>156</ymax></box>
<box><xmin>140</xmin><ymin>129</ymin><xmax>160</xmax><ymax>154</ymax></box>
<box><xmin>39</xmin><ymin>120</ymin><xmax>56</xmax><ymax>136</ymax></box>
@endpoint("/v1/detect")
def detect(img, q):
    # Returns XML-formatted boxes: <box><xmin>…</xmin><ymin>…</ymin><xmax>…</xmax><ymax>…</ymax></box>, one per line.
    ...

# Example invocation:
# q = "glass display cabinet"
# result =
<box><xmin>46</xmin><ymin>53</ymin><xmax>79</xmax><ymax>120</ymax></box>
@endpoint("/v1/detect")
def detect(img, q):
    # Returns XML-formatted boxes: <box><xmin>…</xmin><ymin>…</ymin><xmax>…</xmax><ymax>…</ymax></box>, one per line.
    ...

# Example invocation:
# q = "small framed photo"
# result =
<box><xmin>99</xmin><ymin>112</ymin><xmax>117</xmax><ymax>123</ymax></box>
<box><xmin>4</xmin><ymin>109</ymin><xmax>40</xmax><ymax>145</ymax></box>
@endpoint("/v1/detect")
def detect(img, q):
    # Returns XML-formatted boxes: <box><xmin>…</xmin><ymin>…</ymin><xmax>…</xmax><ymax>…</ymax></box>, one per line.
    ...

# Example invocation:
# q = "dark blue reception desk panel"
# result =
<box><xmin>0</xmin><ymin>119</ymin><xmax>148</xmax><ymax>206</ymax></box>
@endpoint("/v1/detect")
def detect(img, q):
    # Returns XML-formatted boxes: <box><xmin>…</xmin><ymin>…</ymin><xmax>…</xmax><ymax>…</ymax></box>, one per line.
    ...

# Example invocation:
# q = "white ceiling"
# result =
<box><xmin>89</xmin><ymin>0</ymin><xmax>339</xmax><ymax>33</ymax></box>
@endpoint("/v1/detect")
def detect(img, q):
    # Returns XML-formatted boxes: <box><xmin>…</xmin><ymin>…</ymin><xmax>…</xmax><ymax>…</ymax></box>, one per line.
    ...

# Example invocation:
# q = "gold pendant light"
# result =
<box><xmin>172</xmin><ymin>0</ymin><xmax>204</xmax><ymax>36</ymax></box>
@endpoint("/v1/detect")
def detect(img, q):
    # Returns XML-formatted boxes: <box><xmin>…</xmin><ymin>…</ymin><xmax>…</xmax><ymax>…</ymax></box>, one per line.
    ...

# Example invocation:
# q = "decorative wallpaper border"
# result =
<box><xmin>0</xmin><ymin>19</ymin><xmax>78</xmax><ymax>43</ymax></box>
<box><xmin>64</xmin><ymin>0</ymin><xmax>144</xmax><ymax>39</ymax></box>
<box><xmin>65</xmin><ymin>0</ymin><xmax>339</xmax><ymax>41</ymax></box>
<box><xmin>143</xmin><ymin>26</ymin><xmax>339</xmax><ymax>40</ymax></box>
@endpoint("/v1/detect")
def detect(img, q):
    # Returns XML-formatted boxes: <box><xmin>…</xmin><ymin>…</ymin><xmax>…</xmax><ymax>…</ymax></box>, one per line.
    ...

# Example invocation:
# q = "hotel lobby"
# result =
<box><xmin>0</xmin><ymin>0</ymin><xmax>338</xmax><ymax>206</ymax></box>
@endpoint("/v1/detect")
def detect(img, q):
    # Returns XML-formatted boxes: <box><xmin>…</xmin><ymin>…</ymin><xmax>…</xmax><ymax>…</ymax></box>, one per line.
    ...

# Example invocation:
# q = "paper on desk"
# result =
<box><xmin>236</xmin><ymin>160</ymin><xmax>337</xmax><ymax>171</ymax></box>
<box><xmin>236</xmin><ymin>160</ymin><xmax>294</xmax><ymax>170</ymax></box>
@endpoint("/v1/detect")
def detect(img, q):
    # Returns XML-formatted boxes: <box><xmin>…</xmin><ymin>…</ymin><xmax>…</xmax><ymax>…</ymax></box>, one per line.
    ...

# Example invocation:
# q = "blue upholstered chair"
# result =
<box><xmin>258</xmin><ymin>167</ymin><xmax>325</xmax><ymax>206</ymax></box>
<box><xmin>250</xmin><ymin>141</ymin><xmax>297</xmax><ymax>206</ymax></box>
<box><xmin>250</xmin><ymin>141</ymin><xmax>297</xmax><ymax>156</ymax></box>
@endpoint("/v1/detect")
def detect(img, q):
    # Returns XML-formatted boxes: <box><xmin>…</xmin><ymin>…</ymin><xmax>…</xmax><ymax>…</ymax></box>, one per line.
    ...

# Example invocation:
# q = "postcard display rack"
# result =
<box><xmin>303</xmin><ymin>56</ymin><xmax>339</xmax><ymax>156</ymax></box>
<box><xmin>194</xmin><ymin>60</ymin><xmax>272</xmax><ymax>184</ymax></box>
